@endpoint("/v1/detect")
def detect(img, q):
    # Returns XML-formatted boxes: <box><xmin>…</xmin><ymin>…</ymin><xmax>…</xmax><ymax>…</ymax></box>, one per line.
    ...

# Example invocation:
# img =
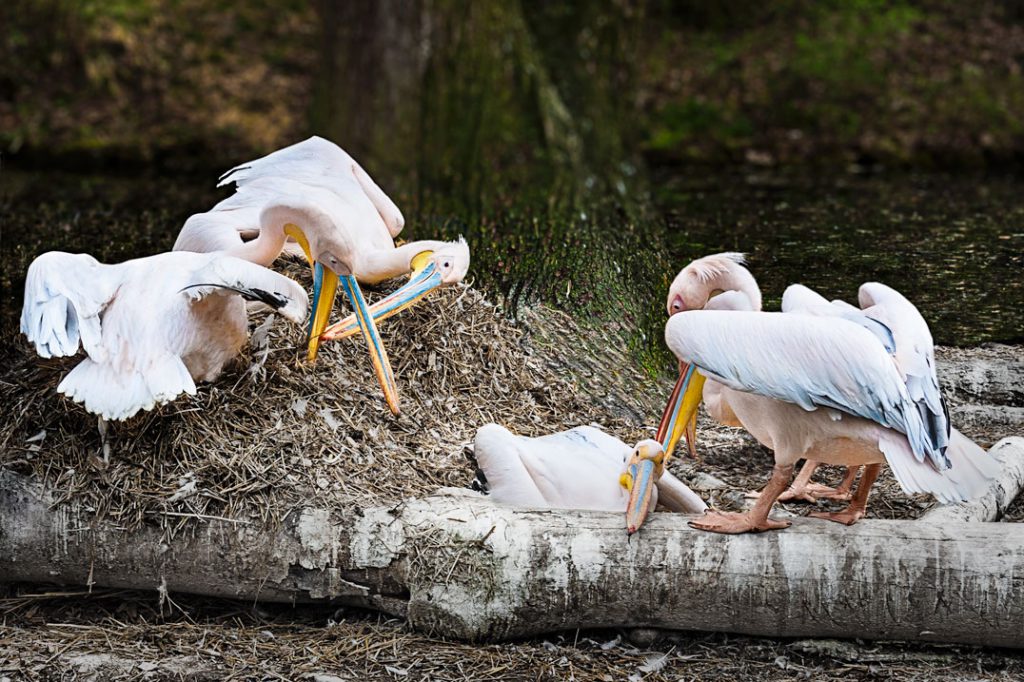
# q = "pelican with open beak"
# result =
<box><xmin>173</xmin><ymin>137</ymin><xmax>470</xmax><ymax>416</ymax></box>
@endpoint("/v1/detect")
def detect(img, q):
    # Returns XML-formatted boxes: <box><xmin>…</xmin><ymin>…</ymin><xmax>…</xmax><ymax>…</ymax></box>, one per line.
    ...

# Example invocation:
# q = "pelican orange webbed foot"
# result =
<box><xmin>689</xmin><ymin>510</ymin><xmax>793</xmax><ymax>534</ymax></box>
<box><xmin>808</xmin><ymin>463</ymin><xmax>881</xmax><ymax>525</ymax></box>
<box><xmin>689</xmin><ymin>464</ymin><xmax>795</xmax><ymax>534</ymax></box>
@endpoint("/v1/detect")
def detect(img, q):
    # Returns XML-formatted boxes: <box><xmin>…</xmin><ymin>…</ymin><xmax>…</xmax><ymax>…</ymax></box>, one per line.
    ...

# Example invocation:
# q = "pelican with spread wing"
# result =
<box><xmin>21</xmin><ymin>251</ymin><xmax>307</xmax><ymax>421</ymax></box>
<box><xmin>174</xmin><ymin>137</ymin><xmax>470</xmax><ymax>414</ymax></box>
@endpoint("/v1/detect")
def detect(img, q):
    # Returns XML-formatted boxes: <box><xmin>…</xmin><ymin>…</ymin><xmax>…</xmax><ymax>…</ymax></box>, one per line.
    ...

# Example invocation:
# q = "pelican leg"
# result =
<box><xmin>339</xmin><ymin>274</ymin><xmax>401</xmax><ymax>415</ymax></box>
<box><xmin>746</xmin><ymin>461</ymin><xmax>858</xmax><ymax>502</ymax></box>
<box><xmin>690</xmin><ymin>464</ymin><xmax>794</xmax><ymax>534</ymax></box>
<box><xmin>320</xmin><ymin>262</ymin><xmax>442</xmax><ymax>342</ymax></box>
<box><xmin>809</xmin><ymin>464</ymin><xmax>880</xmax><ymax>526</ymax></box>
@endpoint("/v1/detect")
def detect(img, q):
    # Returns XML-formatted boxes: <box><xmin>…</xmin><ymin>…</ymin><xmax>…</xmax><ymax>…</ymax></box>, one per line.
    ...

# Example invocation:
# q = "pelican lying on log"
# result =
<box><xmin>20</xmin><ymin>251</ymin><xmax>307</xmax><ymax>420</ymax></box>
<box><xmin>629</xmin><ymin>267</ymin><xmax>999</xmax><ymax>534</ymax></box>
<box><xmin>174</xmin><ymin>137</ymin><xmax>470</xmax><ymax>414</ymax></box>
<box><xmin>472</xmin><ymin>424</ymin><xmax>707</xmax><ymax>520</ymax></box>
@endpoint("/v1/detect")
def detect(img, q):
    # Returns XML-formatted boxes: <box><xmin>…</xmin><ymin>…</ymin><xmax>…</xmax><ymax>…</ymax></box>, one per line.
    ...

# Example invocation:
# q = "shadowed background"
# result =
<box><xmin>2</xmin><ymin>0</ymin><xmax>1023</xmax><ymax>364</ymax></box>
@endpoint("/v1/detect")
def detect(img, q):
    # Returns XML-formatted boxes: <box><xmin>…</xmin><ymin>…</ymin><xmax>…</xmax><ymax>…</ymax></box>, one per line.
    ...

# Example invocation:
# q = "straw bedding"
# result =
<box><xmin>1</xmin><ymin>268</ymin><xmax>1022</xmax><ymax>680</ymax></box>
<box><xmin>0</xmin><ymin>264</ymin><xmax>671</xmax><ymax>532</ymax></box>
<box><xmin>0</xmin><ymin>263</ymin><xmax>1013</xmax><ymax>533</ymax></box>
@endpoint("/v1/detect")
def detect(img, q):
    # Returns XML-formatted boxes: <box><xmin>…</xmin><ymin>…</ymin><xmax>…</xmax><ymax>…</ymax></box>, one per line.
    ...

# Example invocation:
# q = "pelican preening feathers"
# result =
<box><xmin>17</xmin><ymin>137</ymin><xmax>999</xmax><ymax>539</ymax></box>
<box><xmin>21</xmin><ymin>251</ymin><xmax>307</xmax><ymax>420</ymax></box>
<box><xmin>21</xmin><ymin>137</ymin><xmax>470</xmax><ymax>421</ymax></box>
<box><xmin>176</xmin><ymin>136</ymin><xmax>470</xmax><ymax>414</ymax></box>
<box><xmin>626</xmin><ymin>253</ymin><xmax>999</xmax><ymax>535</ymax></box>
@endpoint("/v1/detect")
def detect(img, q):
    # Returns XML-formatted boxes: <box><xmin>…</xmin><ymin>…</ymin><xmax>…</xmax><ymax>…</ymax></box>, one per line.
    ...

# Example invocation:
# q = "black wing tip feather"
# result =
<box><xmin>462</xmin><ymin>445</ymin><xmax>488</xmax><ymax>494</ymax></box>
<box><xmin>180</xmin><ymin>283</ymin><xmax>291</xmax><ymax>309</ymax></box>
<box><xmin>471</xmin><ymin>469</ymin><xmax>489</xmax><ymax>494</ymax></box>
<box><xmin>217</xmin><ymin>164</ymin><xmax>251</xmax><ymax>184</ymax></box>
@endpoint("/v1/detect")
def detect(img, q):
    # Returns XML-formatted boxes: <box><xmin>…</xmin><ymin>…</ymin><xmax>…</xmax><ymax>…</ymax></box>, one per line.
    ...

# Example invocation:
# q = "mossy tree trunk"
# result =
<box><xmin>310</xmin><ymin>0</ymin><xmax>645</xmax><ymax>209</ymax></box>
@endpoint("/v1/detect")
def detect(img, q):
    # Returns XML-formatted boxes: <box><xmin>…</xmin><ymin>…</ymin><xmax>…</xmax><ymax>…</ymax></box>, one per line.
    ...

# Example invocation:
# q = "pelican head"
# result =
<box><xmin>320</xmin><ymin>237</ymin><xmax>472</xmax><ymax>345</ymax></box>
<box><xmin>628</xmin><ymin>360</ymin><xmax>707</xmax><ymax>535</ymax></box>
<box><xmin>429</xmin><ymin>237</ymin><xmax>471</xmax><ymax>286</ymax></box>
<box><xmin>278</xmin><ymin>219</ymin><xmax>400</xmax><ymax>414</ymax></box>
<box><xmin>666</xmin><ymin>252</ymin><xmax>760</xmax><ymax>316</ymax></box>
<box><xmin>621</xmin><ymin>439</ymin><xmax>667</xmax><ymax>535</ymax></box>
<box><xmin>281</xmin><ymin>224</ymin><xmax>349</xmax><ymax>352</ymax></box>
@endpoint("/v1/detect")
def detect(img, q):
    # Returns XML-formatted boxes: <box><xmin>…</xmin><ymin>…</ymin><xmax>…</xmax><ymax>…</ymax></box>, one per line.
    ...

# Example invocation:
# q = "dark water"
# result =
<box><xmin>2</xmin><ymin>169</ymin><xmax>1022</xmax><ymax>365</ymax></box>
<box><xmin>657</xmin><ymin>171</ymin><xmax>1024</xmax><ymax>347</ymax></box>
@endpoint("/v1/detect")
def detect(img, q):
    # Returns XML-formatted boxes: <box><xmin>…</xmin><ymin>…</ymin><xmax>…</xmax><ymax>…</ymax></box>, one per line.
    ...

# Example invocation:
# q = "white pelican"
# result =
<box><xmin>472</xmin><ymin>424</ymin><xmax>707</xmax><ymax>522</ymax></box>
<box><xmin>658</xmin><ymin>253</ymin><xmax>762</xmax><ymax>460</ymax></box>
<box><xmin>628</xmin><ymin>277</ymin><xmax>999</xmax><ymax>534</ymax></box>
<box><xmin>21</xmin><ymin>251</ymin><xmax>307</xmax><ymax>421</ymax></box>
<box><xmin>661</xmin><ymin>253</ymin><xmax>859</xmax><ymax>502</ymax></box>
<box><xmin>174</xmin><ymin>137</ymin><xmax>470</xmax><ymax>414</ymax></box>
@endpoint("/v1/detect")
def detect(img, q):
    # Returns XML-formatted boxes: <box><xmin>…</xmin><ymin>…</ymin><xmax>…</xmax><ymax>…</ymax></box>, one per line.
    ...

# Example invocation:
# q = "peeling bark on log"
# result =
<box><xmin>2</xmin><ymin>471</ymin><xmax>1024</xmax><ymax>647</ymax></box>
<box><xmin>937</xmin><ymin>347</ymin><xmax>1024</xmax><ymax>408</ymax></box>
<box><xmin>919</xmin><ymin>437</ymin><xmax>1024</xmax><ymax>523</ymax></box>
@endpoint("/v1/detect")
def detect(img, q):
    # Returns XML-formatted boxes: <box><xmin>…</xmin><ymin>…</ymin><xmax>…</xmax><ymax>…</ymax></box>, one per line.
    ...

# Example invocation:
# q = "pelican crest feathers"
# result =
<box><xmin>686</xmin><ymin>252</ymin><xmax>748</xmax><ymax>283</ymax></box>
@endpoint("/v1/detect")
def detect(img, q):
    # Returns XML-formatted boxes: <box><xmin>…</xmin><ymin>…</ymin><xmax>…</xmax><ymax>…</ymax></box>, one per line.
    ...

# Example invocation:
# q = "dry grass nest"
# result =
<box><xmin>0</xmin><ymin>269</ymin><xmax>669</xmax><ymax>532</ymax></box>
<box><xmin>0</xmin><ymin>265</ymin><xmax>1015</xmax><ymax>532</ymax></box>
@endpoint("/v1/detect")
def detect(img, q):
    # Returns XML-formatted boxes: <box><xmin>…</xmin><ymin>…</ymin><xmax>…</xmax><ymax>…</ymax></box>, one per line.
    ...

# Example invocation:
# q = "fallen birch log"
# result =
<box><xmin>2</xmin><ymin>470</ymin><xmax>1024</xmax><ymax>647</ymax></box>
<box><xmin>921</xmin><ymin>437</ymin><xmax>1024</xmax><ymax>523</ymax></box>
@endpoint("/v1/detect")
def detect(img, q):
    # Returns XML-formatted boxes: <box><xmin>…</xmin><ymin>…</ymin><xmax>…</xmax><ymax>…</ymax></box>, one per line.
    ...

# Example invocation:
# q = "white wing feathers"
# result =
<box><xmin>217</xmin><ymin>136</ymin><xmax>354</xmax><ymax>190</ymax></box>
<box><xmin>21</xmin><ymin>252</ymin><xmax>118</xmax><ymax>361</ymax></box>
<box><xmin>880</xmin><ymin>427</ymin><xmax>998</xmax><ymax>504</ymax></box>
<box><xmin>857</xmin><ymin>282</ymin><xmax>948</xmax><ymax>450</ymax></box>
<box><xmin>23</xmin><ymin>251</ymin><xmax>307</xmax><ymax>421</ymax></box>
<box><xmin>173</xmin><ymin>177</ymin><xmax>314</xmax><ymax>253</ymax></box>
<box><xmin>216</xmin><ymin>136</ymin><xmax>405</xmax><ymax>237</ymax></box>
<box><xmin>181</xmin><ymin>255</ymin><xmax>308</xmax><ymax>323</ymax></box>
<box><xmin>666</xmin><ymin>310</ymin><xmax>946</xmax><ymax>469</ymax></box>
<box><xmin>474</xmin><ymin>424</ymin><xmax>630</xmax><ymax>509</ymax></box>
<box><xmin>783</xmin><ymin>282</ymin><xmax>948</xmax><ymax>455</ymax></box>
<box><xmin>782</xmin><ymin>284</ymin><xmax>895</xmax><ymax>354</ymax></box>
<box><xmin>58</xmin><ymin>351</ymin><xmax>197</xmax><ymax>421</ymax></box>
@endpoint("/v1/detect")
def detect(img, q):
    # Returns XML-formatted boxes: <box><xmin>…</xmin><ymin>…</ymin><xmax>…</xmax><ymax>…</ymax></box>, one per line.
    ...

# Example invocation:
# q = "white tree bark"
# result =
<box><xmin>921</xmin><ymin>437</ymin><xmax>1024</xmax><ymax>524</ymax></box>
<box><xmin>2</xmin><ymin>470</ymin><xmax>1024</xmax><ymax>647</ymax></box>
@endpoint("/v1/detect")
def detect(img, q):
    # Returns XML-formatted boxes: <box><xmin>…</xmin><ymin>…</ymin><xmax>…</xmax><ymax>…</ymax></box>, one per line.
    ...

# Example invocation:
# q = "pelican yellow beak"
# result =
<box><xmin>339</xmin><ymin>275</ymin><xmax>401</xmax><ymax>415</ymax></box>
<box><xmin>283</xmin><ymin>223</ymin><xmax>400</xmax><ymax>414</ymax></box>
<box><xmin>320</xmin><ymin>251</ymin><xmax>442</xmax><ymax>342</ymax></box>
<box><xmin>282</xmin><ymin>223</ymin><xmax>338</xmax><ymax>362</ymax></box>
<box><xmin>623</xmin><ymin>440</ymin><xmax>667</xmax><ymax>535</ymax></box>
<box><xmin>306</xmin><ymin>262</ymin><xmax>339</xmax><ymax>361</ymax></box>
<box><xmin>624</xmin><ymin>364</ymin><xmax>704</xmax><ymax>535</ymax></box>
<box><xmin>656</xmin><ymin>363</ymin><xmax>706</xmax><ymax>459</ymax></box>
